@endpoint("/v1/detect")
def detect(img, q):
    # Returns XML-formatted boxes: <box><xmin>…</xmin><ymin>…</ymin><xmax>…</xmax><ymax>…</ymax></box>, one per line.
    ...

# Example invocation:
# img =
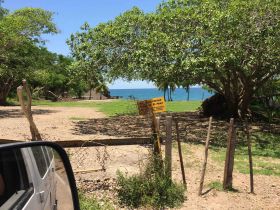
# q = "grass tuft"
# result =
<box><xmin>79</xmin><ymin>192</ymin><xmax>114</xmax><ymax>210</ymax></box>
<box><xmin>69</xmin><ymin>117</ymin><xmax>89</xmax><ymax>121</ymax></box>
<box><xmin>208</xmin><ymin>181</ymin><xmax>223</xmax><ymax>191</ymax></box>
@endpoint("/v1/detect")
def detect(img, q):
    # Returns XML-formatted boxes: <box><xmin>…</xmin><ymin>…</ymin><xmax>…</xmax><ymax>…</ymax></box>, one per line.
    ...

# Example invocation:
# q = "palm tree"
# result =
<box><xmin>168</xmin><ymin>82</ymin><xmax>177</xmax><ymax>101</ymax></box>
<box><xmin>155</xmin><ymin>80</ymin><xmax>169</xmax><ymax>101</ymax></box>
<box><xmin>180</xmin><ymin>81</ymin><xmax>191</xmax><ymax>101</ymax></box>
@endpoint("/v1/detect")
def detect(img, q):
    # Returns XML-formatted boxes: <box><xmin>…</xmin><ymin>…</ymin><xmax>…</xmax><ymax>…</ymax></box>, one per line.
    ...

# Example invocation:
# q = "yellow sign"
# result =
<box><xmin>137</xmin><ymin>97</ymin><xmax>166</xmax><ymax>115</ymax></box>
<box><xmin>150</xmin><ymin>97</ymin><xmax>166</xmax><ymax>113</ymax></box>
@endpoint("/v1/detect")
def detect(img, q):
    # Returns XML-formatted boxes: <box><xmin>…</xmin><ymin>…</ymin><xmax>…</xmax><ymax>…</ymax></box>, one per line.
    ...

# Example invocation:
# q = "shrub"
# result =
<box><xmin>116</xmin><ymin>154</ymin><xmax>185</xmax><ymax>209</ymax></box>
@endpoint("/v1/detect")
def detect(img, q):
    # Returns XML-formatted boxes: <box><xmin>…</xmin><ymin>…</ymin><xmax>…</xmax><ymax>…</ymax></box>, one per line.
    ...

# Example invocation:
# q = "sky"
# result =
<box><xmin>3</xmin><ymin>0</ymin><xmax>162</xmax><ymax>89</ymax></box>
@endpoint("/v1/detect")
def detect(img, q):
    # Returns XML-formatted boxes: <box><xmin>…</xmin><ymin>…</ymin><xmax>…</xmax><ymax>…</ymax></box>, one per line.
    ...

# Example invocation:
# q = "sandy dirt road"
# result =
<box><xmin>0</xmin><ymin>106</ymin><xmax>112</xmax><ymax>141</ymax></box>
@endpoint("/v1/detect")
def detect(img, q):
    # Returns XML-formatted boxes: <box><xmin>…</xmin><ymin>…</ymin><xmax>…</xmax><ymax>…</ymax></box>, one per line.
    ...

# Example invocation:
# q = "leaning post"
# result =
<box><xmin>223</xmin><ymin>118</ymin><xmax>236</xmax><ymax>190</ymax></box>
<box><xmin>17</xmin><ymin>79</ymin><xmax>42</xmax><ymax>141</ymax></box>
<box><xmin>198</xmin><ymin>116</ymin><xmax>213</xmax><ymax>195</ymax></box>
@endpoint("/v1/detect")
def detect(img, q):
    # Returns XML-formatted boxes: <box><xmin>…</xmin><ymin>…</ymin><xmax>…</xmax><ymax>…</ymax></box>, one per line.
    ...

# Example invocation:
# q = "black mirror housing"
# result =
<box><xmin>0</xmin><ymin>141</ymin><xmax>80</xmax><ymax>210</ymax></box>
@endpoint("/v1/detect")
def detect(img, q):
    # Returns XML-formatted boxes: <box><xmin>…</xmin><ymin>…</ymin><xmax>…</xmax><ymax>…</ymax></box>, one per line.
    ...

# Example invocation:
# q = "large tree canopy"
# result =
<box><xmin>0</xmin><ymin>6</ymin><xmax>58</xmax><ymax>104</ymax></box>
<box><xmin>69</xmin><ymin>0</ymin><xmax>280</xmax><ymax>116</ymax></box>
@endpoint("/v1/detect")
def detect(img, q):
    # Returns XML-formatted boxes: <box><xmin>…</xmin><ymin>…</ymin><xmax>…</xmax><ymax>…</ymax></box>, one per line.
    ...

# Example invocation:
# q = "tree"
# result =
<box><xmin>179</xmin><ymin>80</ymin><xmax>191</xmax><ymax>101</ymax></box>
<box><xmin>29</xmin><ymin>49</ymin><xmax>74</xmax><ymax>99</ymax></box>
<box><xmin>180</xmin><ymin>0</ymin><xmax>280</xmax><ymax>116</ymax></box>
<box><xmin>0</xmin><ymin>7</ymin><xmax>57</xmax><ymax>104</ymax></box>
<box><xmin>67</xmin><ymin>22</ymin><xmax>109</xmax><ymax>98</ymax></box>
<box><xmin>69</xmin><ymin>0</ymin><xmax>280</xmax><ymax>117</ymax></box>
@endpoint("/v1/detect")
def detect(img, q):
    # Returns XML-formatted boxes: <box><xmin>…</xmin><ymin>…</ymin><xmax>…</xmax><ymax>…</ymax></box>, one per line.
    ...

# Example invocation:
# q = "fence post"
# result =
<box><xmin>151</xmin><ymin>113</ymin><xmax>161</xmax><ymax>155</ymax></box>
<box><xmin>175</xmin><ymin>120</ymin><xmax>186</xmax><ymax>187</ymax></box>
<box><xmin>17</xmin><ymin>80</ymin><xmax>42</xmax><ymax>141</ymax></box>
<box><xmin>155</xmin><ymin>116</ymin><xmax>162</xmax><ymax>144</ymax></box>
<box><xmin>223</xmin><ymin>118</ymin><xmax>236</xmax><ymax>190</ymax></box>
<box><xmin>245</xmin><ymin>119</ymin><xmax>254</xmax><ymax>193</ymax></box>
<box><xmin>198</xmin><ymin>116</ymin><xmax>213</xmax><ymax>195</ymax></box>
<box><xmin>165</xmin><ymin>116</ymin><xmax>172</xmax><ymax>178</ymax></box>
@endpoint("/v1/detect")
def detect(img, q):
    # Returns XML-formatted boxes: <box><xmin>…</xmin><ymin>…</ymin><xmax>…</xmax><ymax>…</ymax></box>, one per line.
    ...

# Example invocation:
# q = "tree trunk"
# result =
<box><xmin>167</xmin><ymin>87</ymin><xmax>170</xmax><ymax>101</ymax></box>
<box><xmin>169</xmin><ymin>86</ymin><xmax>173</xmax><ymax>101</ymax></box>
<box><xmin>0</xmin><ymin>96</ymin><xmax>7</xmax><ymax>105</ymax></box>
<box><xmin>238</xmin><ymin>91</ymin><xmax>253</xmax><ymax>118</ymax></box>
<box><xmin>185</xmin><ymin>88</ymin><xmax>190</xmax><ymax>101</ymax></box>
<box><xmin>0</xmin><ymin>79</ymin><xmax>13</xmax><ymax>105</ymax></box>
<box><xmin>89</xmin><ymin>89</ymin><xmax>92</xmax><ymax>100</ymax></box>
<box><xmin>225</xmin><ymin>98</ymin><xmax>239</xmax><ymax>117</ymax></box>
<box><xmin>224</xmin><ymin>91</ymin><xmax>253</xmax><ymax>118</ymax></box>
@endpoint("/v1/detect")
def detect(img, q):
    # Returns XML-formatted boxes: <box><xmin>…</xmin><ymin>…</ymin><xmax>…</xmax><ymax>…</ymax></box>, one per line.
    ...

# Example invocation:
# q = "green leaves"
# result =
<box><xmin>68</xmin><ymin>0</ymin><xmax>280</xmax><ymax>115</ymax></box>
<box><xmin>0</xmin><ymin>6</ymin><xmax>58</xmax><ymax>103</ymax></box>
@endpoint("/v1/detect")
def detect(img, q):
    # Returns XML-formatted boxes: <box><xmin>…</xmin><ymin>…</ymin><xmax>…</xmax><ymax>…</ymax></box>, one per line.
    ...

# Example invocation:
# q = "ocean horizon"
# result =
<box><xmin>109</xmin><ymin>87</ymin><xmax>213</xmax><ymax>101</ymax></box>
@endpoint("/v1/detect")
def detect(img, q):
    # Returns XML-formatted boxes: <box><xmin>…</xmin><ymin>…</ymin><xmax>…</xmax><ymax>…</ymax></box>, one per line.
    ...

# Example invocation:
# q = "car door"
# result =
<box><xmin>29</xmin><ymin>146</ymin><xmax>55</xmax><ymax>210</ymax></box>
<box><xmin>42</xmin><ymin>146</ymin><xmax>57</xmax><ymax>209</ymax></box>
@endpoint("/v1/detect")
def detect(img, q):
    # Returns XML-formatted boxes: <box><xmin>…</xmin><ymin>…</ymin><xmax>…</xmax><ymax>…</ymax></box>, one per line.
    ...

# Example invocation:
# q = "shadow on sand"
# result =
<box><xmin>72</xmin><ymin>116</ymin><xmax>152</xmax><ymax>137</ymax></box>
<box><xmin>0</xmin><ymin>108</ymin><xmax>59</xmax><ymax>119</ymax></box>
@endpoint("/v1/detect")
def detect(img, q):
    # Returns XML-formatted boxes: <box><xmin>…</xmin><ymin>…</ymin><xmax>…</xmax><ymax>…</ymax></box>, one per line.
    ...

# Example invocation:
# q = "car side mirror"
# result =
<box><xmin>0</xmin><ymin>141</ymin><xmax>80</xmax><ymax>210</ymax></box>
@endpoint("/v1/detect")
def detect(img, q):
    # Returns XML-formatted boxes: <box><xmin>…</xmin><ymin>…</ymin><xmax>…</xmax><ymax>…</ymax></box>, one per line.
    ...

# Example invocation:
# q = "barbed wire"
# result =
<box><xmin>68</xmin><ymin>139</ymin><xmax>152</xmax><ymax>172</ymax></box>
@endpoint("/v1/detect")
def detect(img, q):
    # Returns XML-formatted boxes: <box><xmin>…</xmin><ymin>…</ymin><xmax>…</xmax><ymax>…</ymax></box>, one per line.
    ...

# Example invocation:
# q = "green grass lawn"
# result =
<box><xmin>166</xmin><ymin>100</ymin><xmax>201</xmax><ymax>112</ymax></box>
<box><xmin>30</xmin><ymin>99</ymin><xmax>201</xmax><ymax>116</ymax></box>
<box><xmin>211</xmin><ymin>132</ymin><xmax>280</xmax><ymax>176</ymax></box>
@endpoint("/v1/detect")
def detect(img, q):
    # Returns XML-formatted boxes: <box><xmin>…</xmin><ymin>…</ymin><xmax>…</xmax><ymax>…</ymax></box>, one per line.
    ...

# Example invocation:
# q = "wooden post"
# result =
<box><xmin>198</xmin><ymin>116</ymin><xmax>213</xmax><ymax>196</ymax></box>
<box><xmin>175</xmin><ymin>120</ymin><xmax>186</xmax><ymax>187</ymax></box>
<box><xmin>245</xmin><ymin>120</ymin><xmax>254</xmax><ymax>193</ymax></box>
<box><xmin>155</xmin><ymin>116</ymin><xmax>160</xmax><ymax>133</ymax></box>
<box><xmin>152</xmin><ymin>113</ymin><xmax>161</xmax><ymax>155</ymax></box>
<box><xmin>155</xmin><ymin>116</ymin><xmax>163</xmax><ymax>143</ymax></box>
<box><xmin>17</xmin><ymin>80</ymin><xmax>42</xmax><ymax>141</ymax></box>
<box><xmin>165</xmin><ymin>116</ymin><xmax>172</xmax><ymax>178</ymax></box>
<box><xmin>223</xmin><ymin>118</ymin><xmax>236</xmax><ymax>190</ymax></box>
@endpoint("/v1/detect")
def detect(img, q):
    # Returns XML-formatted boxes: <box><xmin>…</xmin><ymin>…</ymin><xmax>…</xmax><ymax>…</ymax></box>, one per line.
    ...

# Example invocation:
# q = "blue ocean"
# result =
<box><xmin>110</xmin><ymin>88</ymin><xmax>212</xmax><ymax>101</ymax></box>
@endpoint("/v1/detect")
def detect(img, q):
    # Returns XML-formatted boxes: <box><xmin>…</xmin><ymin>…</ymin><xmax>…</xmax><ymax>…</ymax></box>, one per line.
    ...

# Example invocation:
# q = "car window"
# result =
<box><xmin>0</xmin><ymin>148</ymin><xmax>32</xmax><ymax>209</ymax></box>
<box><xmin>42</xmin><ymin>146</ymin><xmax>51</xmax><ymax>167</ymax></box>
<box><xmin>46</xmin><ymin>147</ymin><xmax>54</xmax><ymax>162</ymax></box>
<box><xmin>31</xmin><ymin>147</ymin><xmax>48</xmax><ymax>178</ymax></box>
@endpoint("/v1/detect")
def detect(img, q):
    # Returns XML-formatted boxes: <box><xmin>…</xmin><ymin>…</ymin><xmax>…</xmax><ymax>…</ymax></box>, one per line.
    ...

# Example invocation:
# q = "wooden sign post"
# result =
<box><xmin>137</xmin><ymin>97</ymin><xmax>166</xmax><ymax>155</ymax></box>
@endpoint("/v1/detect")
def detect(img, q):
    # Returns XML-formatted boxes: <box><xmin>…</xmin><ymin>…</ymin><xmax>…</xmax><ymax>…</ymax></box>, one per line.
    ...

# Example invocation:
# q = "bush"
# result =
<box><xmin>116</xmin><ymin>155</ymin><xmax>185</xmax><ymax>209</ymax></box>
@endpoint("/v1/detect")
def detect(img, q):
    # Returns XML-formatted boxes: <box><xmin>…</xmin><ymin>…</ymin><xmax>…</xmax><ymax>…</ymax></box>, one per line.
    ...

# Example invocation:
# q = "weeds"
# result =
<box><xmin>79</xmin><ymin>192</ymin><xmax>114</xmax><ymax>210</ymax></box>
<box><xmin>70</xmin><ymin>117</ymin><xmax>88</xmax><ymax>121</ymax></box>
<box><xmin>116</xmin><ymin>154</ymin><xmax>185</xmax><ymax>209</ymax></box>
<box><xmin>208</xmin><ymin>181</ymin><xmax>223</xmax><ymax>191</ymax></box>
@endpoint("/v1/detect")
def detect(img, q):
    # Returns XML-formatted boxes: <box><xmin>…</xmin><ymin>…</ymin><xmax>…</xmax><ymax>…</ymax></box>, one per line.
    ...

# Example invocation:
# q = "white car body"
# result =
<box><xmin>0</xmin><ymin>146</ymin><xmax>57</xmax><ymax>210</ymax></box>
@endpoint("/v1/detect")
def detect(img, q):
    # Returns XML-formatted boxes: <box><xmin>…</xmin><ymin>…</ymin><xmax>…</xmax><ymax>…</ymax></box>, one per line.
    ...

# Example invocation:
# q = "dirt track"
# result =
<box><xmin>0</xmin><ymin>106</ymin><xmax>111</xmax><ymax>141</ymax></box>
